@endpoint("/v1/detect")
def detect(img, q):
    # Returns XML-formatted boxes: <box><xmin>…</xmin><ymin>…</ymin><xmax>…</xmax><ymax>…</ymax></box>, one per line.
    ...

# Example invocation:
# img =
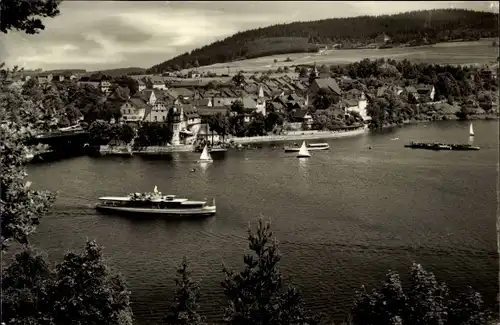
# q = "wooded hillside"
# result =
<box><xmin>148</xmin><ymin>9</ymin><xmax>498</xmax><ymax>73</ymax></box>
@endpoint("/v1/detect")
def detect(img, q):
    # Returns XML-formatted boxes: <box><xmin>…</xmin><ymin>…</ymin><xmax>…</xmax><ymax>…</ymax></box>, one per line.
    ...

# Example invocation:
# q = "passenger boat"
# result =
<box><xmin>284</xmin><ymin>142</ymin><xmax>329</xmax><ymax>152</ymax></box>
<box><xmin>95</xmin><ymin>186</ymin><xmax>216</xmax><ymax>216</ymax></box>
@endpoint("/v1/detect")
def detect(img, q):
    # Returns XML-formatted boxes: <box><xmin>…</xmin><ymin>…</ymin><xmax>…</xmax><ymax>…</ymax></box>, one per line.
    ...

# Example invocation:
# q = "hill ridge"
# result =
<box><xmin>147</xmin><ymin>8</ymin><xmax>498</xmax><ymax>73</ymax></box>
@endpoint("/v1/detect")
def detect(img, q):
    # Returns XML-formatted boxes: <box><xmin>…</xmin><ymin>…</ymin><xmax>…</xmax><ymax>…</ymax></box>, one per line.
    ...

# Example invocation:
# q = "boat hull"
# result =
<box><xmin>285</xmin><ymin>144</ymin><xmax>330</xmax><ymax>152</ymax></box>
<box><xmin>95</xmin><ymin>204</ymin><xmax>216</xmax><ymax>216</ymax></box>
<box><xmin>297</xmin><ymin>154</ymin><xmax>311</xmax><ymax>158</ymax></box>
<box><xmin>285</xmin><ymin>146</ymin><xmax>329</xmax><ymax>153</ymax></box>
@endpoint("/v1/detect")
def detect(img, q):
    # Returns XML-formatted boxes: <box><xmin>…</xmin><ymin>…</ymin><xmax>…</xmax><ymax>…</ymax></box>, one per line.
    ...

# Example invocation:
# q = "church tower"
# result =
<box><xmin>171</xmin><ymin>105</ymin><xmax>181</xmax><ymax>145</ymax></box>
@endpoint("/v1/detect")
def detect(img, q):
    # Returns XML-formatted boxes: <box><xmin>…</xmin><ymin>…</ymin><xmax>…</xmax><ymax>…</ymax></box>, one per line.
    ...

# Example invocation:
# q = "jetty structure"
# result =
<box><xmin>404</xmin><ymin>142</ymin><xmax>480</xmax><ymax>151</ymax></box>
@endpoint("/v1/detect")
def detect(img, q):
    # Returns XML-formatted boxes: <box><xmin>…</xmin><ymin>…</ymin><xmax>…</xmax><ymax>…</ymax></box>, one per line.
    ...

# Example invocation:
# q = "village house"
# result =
<box><xmin>140</xmin><ymin>89</ymin><xmax>157</xmax><ymax>106</ymax></box>
<box><xmin>376</xmin><ymin>85</ymin><xmax>404</xmax><ymax>98</ymax></box>
<box><xmin>308</xmin><ymin>78</ymin><xmax>342</xmax><ymax>99</ymax></box>
<box><xmin>51</xmin><ymin>73</ymin><xmax>77</xmax><ymax>82</ymax></box>
<box><xmin>143</xmin><ymin>100</ymin><xmax>169</xmax><ymax>123</ymax></box>
<box><xmin>402</xmin><ymin>84</ymin><xmax>435</xmax><ymax>103</ymax></box>
<box><xmin>187</xmin><ymin>70</ymin><xmax>201</xmax><ymax>79</ymax></box>
<box><xmin>137</xmin><ymin>80</ymin><xmax>146</xmax><ymax>92</ymax></box>
<box><xmin>290</xmin><ymin>109</ymin><xmax>314</xmax><ymax>129</ymax></box>
<box><xmin>212</xmin><ymin>97</ymin><xmax>239</xmax><ymax>107</ymax></box>
<box><xmin>77</xmin><ymin>79</ymin><xmax>100</xmax><ymax>88</ymax></box>
<box><xmin>415</xmin><ymin>84</ymin><xmax>436</xmax><ymax>102</ymax></box>
<box><xmin>100</xmin><ymin>80</ymin><xmax>112</xmax><ymax>94</ymax></box>
<box><xmin>149</xmin><ymin>76</ymin><xmax>167</xmax><ymax>90</ymax></box>
<box><xmin>266</xmin><ymin>101</ymin><xmax>286</xmax><ymax>114</ymax></box>
<box><xmin>194</xmin><ymin>98</ymin><xmax>213</xmax><ymax>107</ymax></box>
<box><xmin>120</xmin><ymin>97</ymin><xmax>148</xmax><ymax>123</ymax></box>
<box><xmin>342</xmin><ymin>92</ymin><xmax>370</xmax><ymax>122</ymax></box>
<box><xmin>37</xmin><ymin>73</ymin><xmax>53</xmax><ymax>83</ymax></box>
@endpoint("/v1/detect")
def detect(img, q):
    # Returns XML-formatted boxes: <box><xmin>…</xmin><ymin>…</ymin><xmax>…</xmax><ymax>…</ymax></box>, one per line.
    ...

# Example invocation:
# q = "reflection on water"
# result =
<box><xmin>198</xmin><ymin>161</ymin><xmax>210</xmax><ymax>173</ymax></box>
<box><xmin>298</xmin><ymin>157</ymin><xmax>309</xmax><ymax>178</ymax></box>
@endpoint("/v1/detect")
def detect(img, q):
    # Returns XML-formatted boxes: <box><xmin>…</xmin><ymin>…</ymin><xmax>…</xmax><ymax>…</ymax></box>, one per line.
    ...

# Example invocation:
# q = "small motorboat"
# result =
<box><xmin>284</xmin><ymin>142</ymin><xmax>329</xmax><ymax>152</ymax></box>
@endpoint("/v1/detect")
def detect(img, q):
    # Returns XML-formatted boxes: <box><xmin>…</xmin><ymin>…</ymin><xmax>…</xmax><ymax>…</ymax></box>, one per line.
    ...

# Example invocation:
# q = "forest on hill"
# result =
<box><xmin>148</xmin><ymin>9</ymin><xmax>498</xmax><ymax>73</ymax></box>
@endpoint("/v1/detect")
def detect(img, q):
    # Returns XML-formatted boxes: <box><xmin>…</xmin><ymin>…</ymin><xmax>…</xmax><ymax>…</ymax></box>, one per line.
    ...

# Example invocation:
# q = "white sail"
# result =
<box><xmin>469</xmin><ymin>123</ymin><xmax>474</xmax><ymax>136</ymax></box>
<box><xmin>199</xmin><ymin>145</ymin><xmax>213</xmax><ymax>162</ymax></box>
<box><xmin>297</xmin><ymin>141</ymin><xmax>311</xmax><ymax>158</ymax></box>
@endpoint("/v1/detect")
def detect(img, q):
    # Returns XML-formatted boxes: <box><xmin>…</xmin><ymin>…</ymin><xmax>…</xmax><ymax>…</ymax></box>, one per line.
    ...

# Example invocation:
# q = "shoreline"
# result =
<box><xmin>96</xmin><ymin>115</ymin><xmax>498</xmax><ymax>154</ymax></box>
<box><xmin>229</xmin><ymin>127</ymin><xmax>368</xmax><ymax>144</ymax></box>
<box><xmin>377</xmin><ymin>113</ymin><xmax>499</xmax><ymax>129</ymax></box>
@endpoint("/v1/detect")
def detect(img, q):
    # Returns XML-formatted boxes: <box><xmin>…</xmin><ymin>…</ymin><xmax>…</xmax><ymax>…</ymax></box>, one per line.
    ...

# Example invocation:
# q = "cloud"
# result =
<box><xmin>0</xmin><ymin>1</ymin><xmax>495</xmax><ymax>71</ymax></box>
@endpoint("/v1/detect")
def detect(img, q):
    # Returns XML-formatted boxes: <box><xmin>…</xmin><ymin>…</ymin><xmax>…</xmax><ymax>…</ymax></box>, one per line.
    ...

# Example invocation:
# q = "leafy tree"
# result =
<box><xmin>230</xmin><ymin>100</ymin><xmax>244</xmax><ymax>115</ymax></box>
<box><xmin>1</xmin><ymin>247</ymin><xmax>55</xmax><ymax>325</ymax></box>
<box><xmin>136</xmin><ymin>123</ymin><xmax>172</xmax><ymax>147</ymax></box>
<box><xmin>312</xmin><ymin>88</ymin><xmax>334</xmax><ymax>111</ymax></box>
<box><xmin>1</xmin><ymin>242</ymin><xmax>135</xmax><ymax>325</ymax></box>
<box><xmin>283</xmin><ymin>66</ymin><xmax>290</xmax><ymax>73</ymax></box>
<box><xmin>265</xmin><ymin>111</ymin><xmax>284</xmax><ymax>132</ymax></box>
<box><xmin>145</xmin><ymin>78</ymin><xmax>154</xmax><ymax>89</ymax></box>
<box><xmin>115</xmin><ymin>76</ymin><xmax>138</xmax><ymax>96</ymax></box>
<box><xmin>298</xmin><ymin>67</ymin><xmax>308</xmax><ymax>78</ymax></box>
<box><xmin>221</xmin><ymin>218</ymin><xmax>320</xmax><ymax>325</ymax></box>
<box><xmin>0</xmin><ymin>74</ymin><xmax>56</xmax><ymax>251</ymax></box>
<box><xmin>0</xmin><ymin>0</ymin><xmax>61</xmax><ymax>34</ymax></box>
<box><xmin>246</xmin><ymin>113</ymin><xmax>266</xmax><ymax>136</ymax></box>
<box><xmin>51</xmin><ymin>240</ymin><xmax>132</xmax><ymax>325</ymax></box>
<box><xmin>21</xmin><ymin>78</ymin><xmax>44</xmax><ymax>102</ymax></box>
<box><xmin>193</xmin><ymin>60</ymin><xmax>200</xmax><ymax>68</ymax></box>
<box><xmin>119</xmin><ymin>123</ymin><xmax>135</xmax><ymax>144</ymax></box>
<box><xmin>318</xmin><ymin>64</ymin><xmax>330</xmax><ymax>75</ymax></box>
<box><xmin>162</xmin><ymin>257</ymin><xmax>206</xmax><ymax>325</ymax></box>
<box><xmin>232</xmin><ymin>72</ymin><xmax>245</xmax><ymax>88</ymax></box>
<box><xmin>88</xmin><ymin>120</ymin><xmax>112</xmax><ymax>145</ymax></box>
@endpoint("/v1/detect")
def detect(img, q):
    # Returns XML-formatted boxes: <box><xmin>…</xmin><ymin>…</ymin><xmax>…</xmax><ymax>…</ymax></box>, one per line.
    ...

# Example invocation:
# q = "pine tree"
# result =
<box><xmin>162</xmin><ymin>257</ymin><xmax>205</xmax><ymax>325</ymax></box>
<box><xmin>221</xmin><ymin>218</ymin><xmax>320</xmax><ymax>325</ymax></box>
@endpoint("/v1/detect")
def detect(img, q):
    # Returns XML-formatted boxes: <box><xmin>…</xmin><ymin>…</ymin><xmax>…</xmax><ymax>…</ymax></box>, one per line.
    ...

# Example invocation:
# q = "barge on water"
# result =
<box><xmin>404</xmin><ymin>142</ymin><xmax>480</xmax><ymax>151</ymax></box>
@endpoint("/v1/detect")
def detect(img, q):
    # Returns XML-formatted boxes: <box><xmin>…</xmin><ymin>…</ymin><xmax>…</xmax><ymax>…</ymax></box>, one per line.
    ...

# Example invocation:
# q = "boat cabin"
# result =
<box><xmin>98</xmin><ymin>196</ymin><xmax>207</xmax><ymax>209</ymax></box>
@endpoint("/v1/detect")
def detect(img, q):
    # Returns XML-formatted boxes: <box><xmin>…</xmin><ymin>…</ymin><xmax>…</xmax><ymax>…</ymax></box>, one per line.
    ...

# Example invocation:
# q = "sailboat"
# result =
<box><xmin>469</xmin><ymin>123</ymin><xmax>474</xmax><ymax>137</ymax></box>
<box><xmin>197</xmin><ymin>145</ymin><xmax>213</xmax><ymax>163</ymax></box>
<box><xmin>297</xmin><ymin>141</ymin><xmax>311</xmax><ymax>158</ymax></box>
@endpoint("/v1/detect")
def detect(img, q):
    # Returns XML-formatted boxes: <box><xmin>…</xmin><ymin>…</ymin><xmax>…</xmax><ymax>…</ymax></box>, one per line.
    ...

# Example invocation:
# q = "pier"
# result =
<box><xmin>404</xmin><ymin>142</ymin><xmax>480</xmax><ymax>151</ymax></box>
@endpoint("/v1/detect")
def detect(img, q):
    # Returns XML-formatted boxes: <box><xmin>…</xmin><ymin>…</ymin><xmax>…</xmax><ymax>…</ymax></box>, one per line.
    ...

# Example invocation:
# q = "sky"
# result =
<box><xmin>0</xmin><ymin>1</ymin><xmax>498</xmax><ymax>72</ymax></box>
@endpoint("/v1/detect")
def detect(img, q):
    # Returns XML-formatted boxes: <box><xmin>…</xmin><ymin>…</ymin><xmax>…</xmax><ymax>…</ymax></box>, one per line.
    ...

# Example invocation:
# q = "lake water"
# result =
<box><xmin>25</xmin><ymin>120</ymin><xmax>499</xmax><ymax>324</ymax></box>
